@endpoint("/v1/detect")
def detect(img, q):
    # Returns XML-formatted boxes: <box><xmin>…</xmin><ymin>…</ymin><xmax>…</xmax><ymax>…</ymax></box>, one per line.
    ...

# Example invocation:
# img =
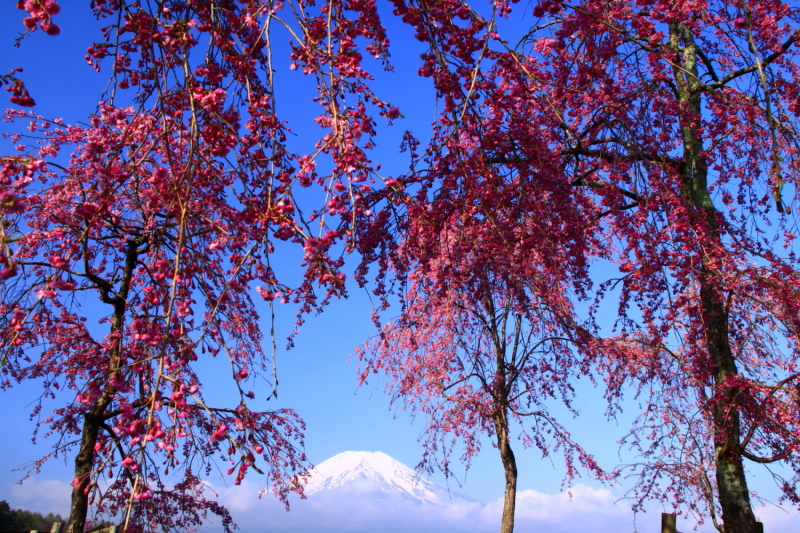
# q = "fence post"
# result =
<box><xmin>50</xmin><ymin>522</ymin><xmax>63</xmax><ymax>533</ymax></box>
<box><xmin>661</xmin><ymin>513</ymin><xmax>676</xmax><ymax>533</ymax></box>
<box><xmin>755</xmin><ymin>522</ymin><xmax>764</xmax><ymax>533</ymax></box>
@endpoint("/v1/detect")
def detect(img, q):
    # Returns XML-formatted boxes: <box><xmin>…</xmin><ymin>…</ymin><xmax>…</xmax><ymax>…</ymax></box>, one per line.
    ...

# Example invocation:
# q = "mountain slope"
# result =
<box><xmin>302</xmin><ymin>451</ymin><xmax>478</xmax><ymax>506</ymax></box>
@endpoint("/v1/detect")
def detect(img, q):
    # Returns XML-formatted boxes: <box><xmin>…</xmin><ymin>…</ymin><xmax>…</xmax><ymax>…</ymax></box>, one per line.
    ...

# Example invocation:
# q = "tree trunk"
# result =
<box><xmin>65</xmin><ymin>350</ymin><xmax>117</xmax><ymax>533</ymax></box>
<box><xmin>65</xmin><ymin>238</ymin><xmax>141</xmax><ymax>533</ymax></box>
<box><xmin>494</xmin><ymin>412</ymin><xmax>518</xmax><ymax>533</ymax></box>
<box><xmin>65</xmin><ymin>411</ymin><xmax>104</xmax><ymax>533</ymax></box>
<box><xmin>701</xmin><ymin>281</ymin><xmax>758</xmax><ymax>533</ymax></box>
<box><xmin>670</xmin><ymin>23</ymin><xmax>759</xmax><ymax>533</ymax></box>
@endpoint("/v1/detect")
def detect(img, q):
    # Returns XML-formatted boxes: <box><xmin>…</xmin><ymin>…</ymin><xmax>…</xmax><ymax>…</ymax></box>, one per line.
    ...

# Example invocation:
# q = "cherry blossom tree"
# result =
<box><xmin>360</xmin><ymin>283</ymin><xmax>604</xmax><ymax>533</ymax></box>
<box><xmin>1</xmin><ymin>104</ymin><xmax>318</xmax><ymax>533</ymax></box>
<box><xmin>354</xmin><ymin>1</ymin><xmax>800</xmax><ymax>532</ymax></box>
<box><xmin>356</xmin><ymin>145</ymin><xmax>610</xmax><ymax>533</ymax></box>
<box><xmin>505</xmin><ymin>5</ymin><xmax>800</xmax><ymax>532</ymax></box>
<box><xmin>2</xmin><ymin>0</ymin><xmax>402</xmax><ymax>531</ymax></box>
<box><xmin>6</xmin><ymin>2</ymin><xmax>800</xmax><ymax>533</ymax></box>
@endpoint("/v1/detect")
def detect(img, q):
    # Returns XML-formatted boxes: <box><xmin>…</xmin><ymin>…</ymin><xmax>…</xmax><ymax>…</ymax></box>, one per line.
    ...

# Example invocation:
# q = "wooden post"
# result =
<box><xmin>50</xmin><ymin>523</ymin><xmax>63</xmax><ymax>533</ymax></box>
<box><xmin>755</xmin><ymin>522</ymin><xmax>764</xmax><ymax>533</ymax></box>
<box><xmin>661</xmin><ymin>513</ymin><xmax>676</xmax><ymax>533</ymax></box>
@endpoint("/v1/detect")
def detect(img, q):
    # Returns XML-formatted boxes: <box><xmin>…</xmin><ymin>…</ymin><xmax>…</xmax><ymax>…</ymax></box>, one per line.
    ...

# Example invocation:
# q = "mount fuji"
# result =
<box><xmin>211</xmin><ymin>451</ymin><xmax>752</xmax><ymax>533</ymax></box>
<box><xmin>301</xmin><ymin>451</ymin><xmax>479</xmax><ymax>507</ymax></box>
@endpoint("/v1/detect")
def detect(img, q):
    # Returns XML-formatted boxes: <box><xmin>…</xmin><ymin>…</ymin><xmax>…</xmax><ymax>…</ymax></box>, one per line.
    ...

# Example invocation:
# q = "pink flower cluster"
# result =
<box><xmin>18</xmin><ymin>0</ymin><xmax>61</xmax><ymax>36</ymax></box>
<box><xmin>3</xmin><ymin>71</ymin><xmax>36</xmax><ymax>107</ymax></box>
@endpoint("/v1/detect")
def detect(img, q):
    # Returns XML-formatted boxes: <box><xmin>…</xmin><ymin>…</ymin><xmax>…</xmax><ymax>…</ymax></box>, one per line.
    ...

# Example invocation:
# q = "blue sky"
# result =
<box><xmin>1</xmin><ymin>3</ymin><xmax>799</xmax><ymax>532</ymax></box>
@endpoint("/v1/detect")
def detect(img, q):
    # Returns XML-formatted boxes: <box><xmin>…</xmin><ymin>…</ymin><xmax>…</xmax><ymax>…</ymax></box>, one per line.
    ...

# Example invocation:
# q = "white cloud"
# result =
<box><xmin>5</xmin><ymin>477</ymin><xmax>71</xmax><ymax>517</ymax></box>
<box><xmin>754</xmin><ymin>503</ymin><xmax>800</xmax><ymax>532</ymax></box>
<box><xmin>4</xmin><ymin>477</ymin><xmax>797</xmax><ymax>533</ymax></box>
<box><xmin>203</xmin><ymin>481</ymin><xmax>800</xmax><ymax>533</ymax></box>
<box><xmin>203</xmin><ymin>482</ymin><xmax>651</xmax><ymax>533</ymax></box>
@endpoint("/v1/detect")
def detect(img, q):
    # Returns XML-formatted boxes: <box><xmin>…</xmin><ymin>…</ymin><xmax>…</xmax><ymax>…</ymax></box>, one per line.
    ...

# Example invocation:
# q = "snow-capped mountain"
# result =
<box><xmin>302</xmin><ymin>451</ymin><xmax>478</xmax><ymax>506</ymax></box>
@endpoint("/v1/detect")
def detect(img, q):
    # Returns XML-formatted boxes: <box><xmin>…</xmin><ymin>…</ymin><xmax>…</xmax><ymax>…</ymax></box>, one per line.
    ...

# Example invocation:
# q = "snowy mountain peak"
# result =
<box><xmin>302</xmin><ymin>451</ymin><xmax>477</xmax><ymax>506</ymax></box>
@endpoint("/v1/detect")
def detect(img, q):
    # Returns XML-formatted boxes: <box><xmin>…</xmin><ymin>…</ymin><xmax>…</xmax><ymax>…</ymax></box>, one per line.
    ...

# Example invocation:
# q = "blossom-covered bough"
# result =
<box><xmin>2</xmin><ymin>0</ymin><xmax>401</xmax><ymax>532</ymax></box>
<box><xmin>355</xmin><ymin>1</ymin><xmax>800</xmax><ymax>533</ymax></box>
<box><xmin>503</xmin><ymin>4</ymin><xmax>800</xmax><ymax>532</ymax></box>
<box><xmin>357</xmin><ymin>170</ymin><xmax>610</xmax><ymax>533</ymax></box>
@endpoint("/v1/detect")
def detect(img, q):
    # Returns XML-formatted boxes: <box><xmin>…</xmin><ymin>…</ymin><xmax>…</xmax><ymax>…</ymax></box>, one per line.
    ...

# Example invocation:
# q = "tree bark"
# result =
<box><xmin>65</xmin><ymin>237</ymin><xmax>142</xmax><ymax>533</ymax></box>
<box><xmin>494</xmin><ymin>412</ymin><xmax>518</xmax><ymax>533</ymax></box>
<box><xmin>65</xmin><ymin>401</ymin><xmax>109</xmax><ymax>533</ymax></box>
<box><xmin>670</xmin><ymin>23</ymin><xmax>758</xmax><ymax>533</ymax></box>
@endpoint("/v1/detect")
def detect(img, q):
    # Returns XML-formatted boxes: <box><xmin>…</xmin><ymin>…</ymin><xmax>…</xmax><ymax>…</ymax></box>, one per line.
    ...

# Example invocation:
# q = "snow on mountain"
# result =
<box><xmin>302</xmin><ymin>451</ymin><xmax>479</xmax><ymax>507</ymax></box>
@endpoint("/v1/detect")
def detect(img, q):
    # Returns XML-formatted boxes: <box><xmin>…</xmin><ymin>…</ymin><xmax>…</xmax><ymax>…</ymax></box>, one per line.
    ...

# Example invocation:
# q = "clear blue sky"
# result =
<box><xmin>0</xmin><ymin>4</ymin><xmax>797</xmax><ymax>532</ymax></box>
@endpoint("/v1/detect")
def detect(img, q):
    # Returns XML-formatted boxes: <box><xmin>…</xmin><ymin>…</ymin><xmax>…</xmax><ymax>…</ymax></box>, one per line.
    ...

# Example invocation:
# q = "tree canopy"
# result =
<box><xmin>2</xmin><ymin>1</ymin><xmax>800</xmax><ymax>533</ymax></box>
<box><xmin>355</xmin><ymin>1</ymin><xmax>800</xmax><ymax>532</ymax></box>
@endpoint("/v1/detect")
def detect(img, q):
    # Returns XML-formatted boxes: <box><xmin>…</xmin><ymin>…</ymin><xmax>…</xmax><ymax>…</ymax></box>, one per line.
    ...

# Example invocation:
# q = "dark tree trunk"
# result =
<box><xmin>494</xmin><ymin>412</ymin><xmax>518</xmax><ymax>533</ymax></box>
<box><xmin>65</xmin><ymin>238</ymin><xmax>142</xmax><ymax>533</ymax></box>
<box><xmin>65</xmin><ymin>405</ymin><xmax>106</xmax><ymax>533</ymax></box>
<box><xmin>670</xmin><ymin>23</ymin><xmax>758</xmax><ymax>533</ymax></box>
<box><xmin>701</xmin><ymin>280</ymin><xmax>758</xmax><ymax>533</ymax></box>
<box><xmin>65</xmin><ymin>329</ymin><xmax>119</xmax><ymax>533</ymax></box>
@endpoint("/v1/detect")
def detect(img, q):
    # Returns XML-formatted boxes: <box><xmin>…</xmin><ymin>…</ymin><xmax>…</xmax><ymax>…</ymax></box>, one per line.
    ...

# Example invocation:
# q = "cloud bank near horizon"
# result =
<box><xmin>3</xmin><ymin>477</ymin><xmax>797</xmax><ymax>533</ymax></box>
<box><xmin>208</xmin><ymin>483</ymin><xmax>663</xmax><ymax>533</ymax></box>
<box><xmin>204</xmin><ymin>479</ymin><xmax>799</xmax><ymax>533</ymax></box>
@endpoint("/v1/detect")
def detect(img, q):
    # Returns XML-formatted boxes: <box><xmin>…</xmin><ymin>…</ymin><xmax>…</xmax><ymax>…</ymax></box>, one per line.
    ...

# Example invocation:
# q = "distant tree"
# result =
<box><xmin>85</xmin><ymin>519</ymin><xmax>115</xmax><ymax>532</ymax></box>
<box><xmin>0</xmin><ymin>501</ymin><xmax>16</xmax><ymax>531</ymax></box>
<box><xmin>0</xmin><ymin>500</ymin><xmax>64</xmax><ymax>532</ymax></box>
